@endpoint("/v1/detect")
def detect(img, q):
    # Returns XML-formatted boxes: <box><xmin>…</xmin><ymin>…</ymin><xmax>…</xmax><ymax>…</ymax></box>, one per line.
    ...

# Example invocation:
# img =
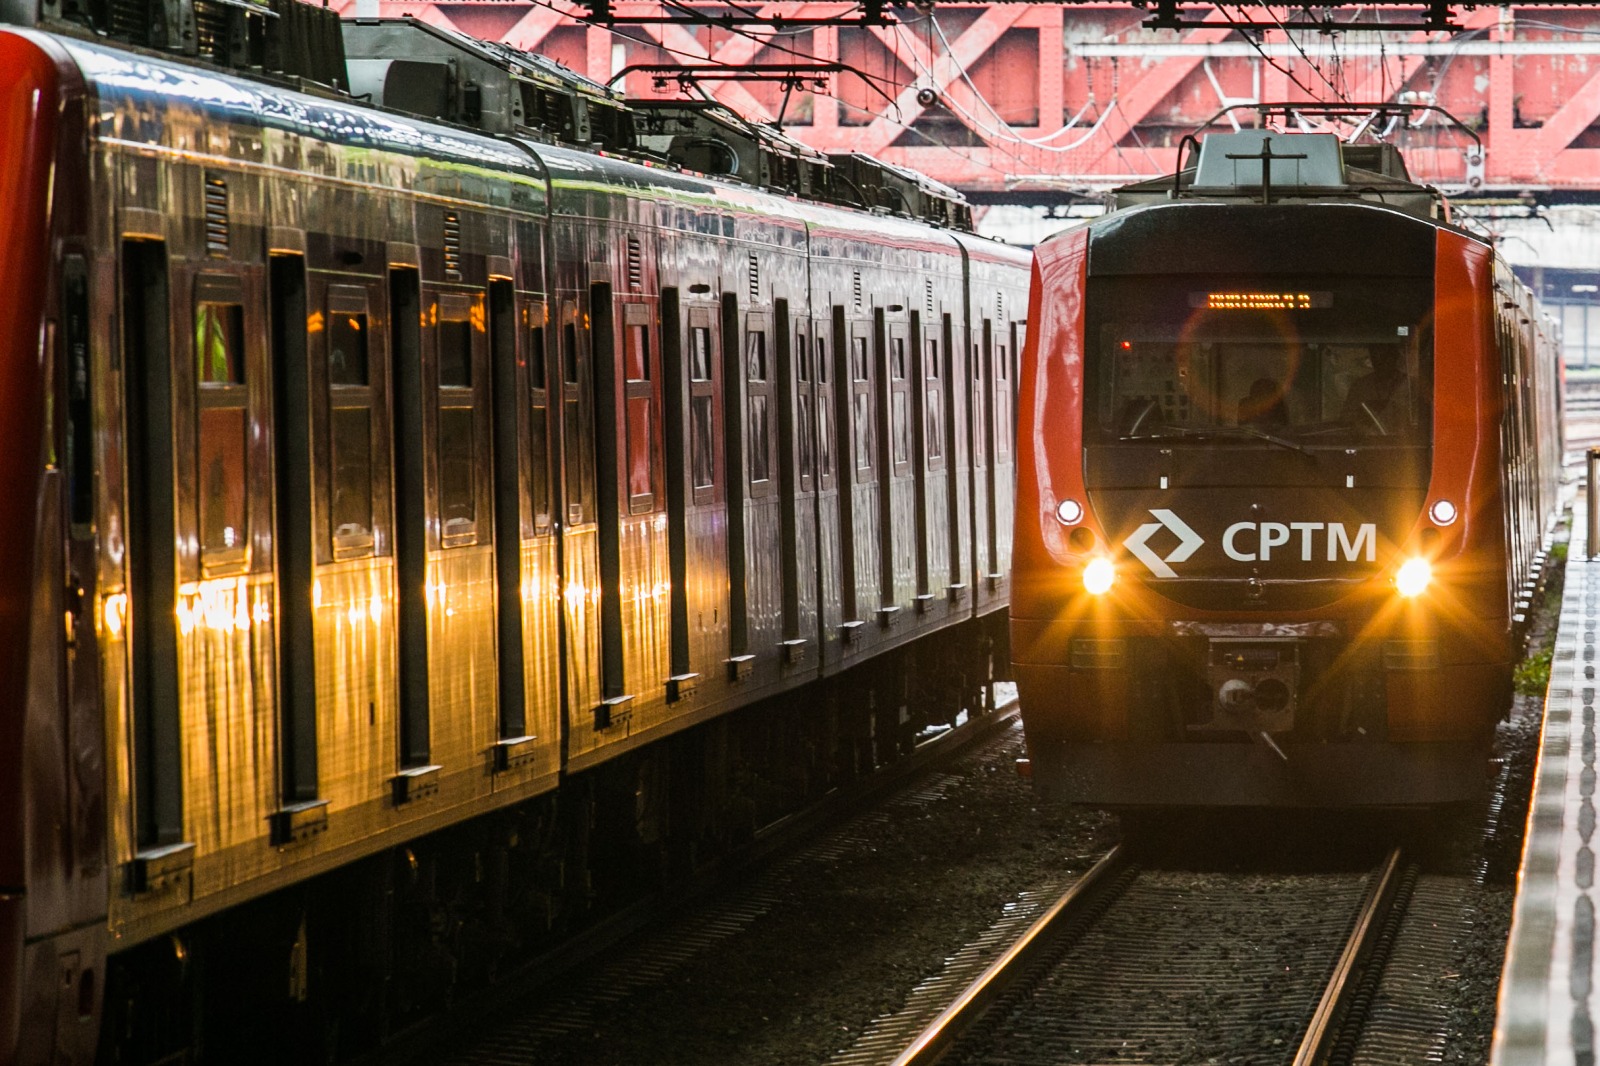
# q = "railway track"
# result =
<box><xmin>886</xmin><ymin>846</ymin><xmax>1419</xmax><ymax>1066</ymax></box>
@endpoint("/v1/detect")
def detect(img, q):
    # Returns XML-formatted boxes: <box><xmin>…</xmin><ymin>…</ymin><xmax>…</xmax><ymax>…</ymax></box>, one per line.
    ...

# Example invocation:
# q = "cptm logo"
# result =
<box><xmin>1124</xmin><ymin>509</ymin><xmax>1378</xmax><ymax>578</ymax></box>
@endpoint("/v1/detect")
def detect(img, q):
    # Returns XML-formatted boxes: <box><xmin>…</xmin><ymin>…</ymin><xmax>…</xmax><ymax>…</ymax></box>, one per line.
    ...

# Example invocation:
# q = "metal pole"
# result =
<box><xmin>1588</xmin><ymin>447</ymin><xmax>1600</xmax><ymax>558</ymax></box>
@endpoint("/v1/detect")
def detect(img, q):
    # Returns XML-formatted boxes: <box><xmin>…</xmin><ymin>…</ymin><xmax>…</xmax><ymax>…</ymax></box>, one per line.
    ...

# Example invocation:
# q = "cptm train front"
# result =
<box><xmin>1012</xmin><ymin>127</ymin><xmax>1563</xmax><ymax>808</ymax></box>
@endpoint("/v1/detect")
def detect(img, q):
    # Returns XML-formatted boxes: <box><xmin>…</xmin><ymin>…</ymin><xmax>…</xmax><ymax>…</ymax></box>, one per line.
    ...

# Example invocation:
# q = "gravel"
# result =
<box><xmin>440</xmin><ymin>541</ymin><xmax>1564</xmax><ymax>1066</ymax></box>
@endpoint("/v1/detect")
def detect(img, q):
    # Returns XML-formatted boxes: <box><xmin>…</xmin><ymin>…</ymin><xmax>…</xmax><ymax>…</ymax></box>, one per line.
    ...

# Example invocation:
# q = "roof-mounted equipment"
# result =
<box><xmin>341</xmin><ymin>17</ymin><xmax>635</xmax><ymax>150</ymax></box>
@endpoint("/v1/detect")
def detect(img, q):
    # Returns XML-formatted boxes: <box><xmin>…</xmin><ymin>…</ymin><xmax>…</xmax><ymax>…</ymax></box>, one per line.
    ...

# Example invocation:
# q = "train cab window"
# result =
<box><xmin>437</xmin><ymin>309</ymin><xmax>477</xmax><ymax>541</ymax></box>
<box><xmin>327</xmin><ymin>294</ymin><xmax>375</xmax><ymax>551</ymax></box>
<box><xmin>747</xmin><ymin>329</ymin><xmax>771</xmax><ymax>485</ymax></box>
<box><xmin>624</xmin><ymin>307</ymin><xmax>656</xmax><ymax>511</ymax></box>
<box><xmin>1085</xmin><ymin>276</ymin><xmax>1434</xmax><ymax>452</ymax></box>
<box><xmin>690</xmin><ymin>324</ymin><xmax>716</xmax><ymax>496</ymax></box>
<box><xmin>195</xmin><ymin>295</ymin><xmax>248</xmax><ymax>567</ymax></box>
<box><xmin>528</xmin><ymin>319</ymin><xmax>552</xmax><ymax>531</ymax></box>
<box><xmin>925</xmin><ymin>338</ymin><xmax>944</xmax><ymax>465</ymax></box>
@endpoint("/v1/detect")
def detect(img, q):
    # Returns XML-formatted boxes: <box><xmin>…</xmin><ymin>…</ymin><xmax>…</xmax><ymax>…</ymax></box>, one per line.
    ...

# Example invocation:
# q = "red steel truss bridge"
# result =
<box><xmin>329</xmin><ymin>2</ymin><xmax>1600</xmax><ymax>200</ymax></box>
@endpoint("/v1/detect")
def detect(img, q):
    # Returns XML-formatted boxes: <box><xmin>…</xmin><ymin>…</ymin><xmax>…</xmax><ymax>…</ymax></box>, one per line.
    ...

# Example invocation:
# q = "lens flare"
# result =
<box><xmin>1396</xmin><ymin>557</ymin><xmax>1432</xmax><ymax>597</ymax></box>
<box><xmin>1083</xmin><ymin>557</ymin><xmax>1115</xmax><ymax>595</ymax></box>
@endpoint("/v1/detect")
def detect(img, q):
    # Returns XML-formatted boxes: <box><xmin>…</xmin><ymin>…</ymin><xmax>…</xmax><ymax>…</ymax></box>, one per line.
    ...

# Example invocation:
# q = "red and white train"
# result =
<box><xmin>0</xmin><ymin>7</ymin><xmax>1027</xmax><ymax>1062</ymax></box>
<box><xmin>1013</xmin><ymin>128</ymin><xmax>1563</xmax><ymax>808</ymax></box>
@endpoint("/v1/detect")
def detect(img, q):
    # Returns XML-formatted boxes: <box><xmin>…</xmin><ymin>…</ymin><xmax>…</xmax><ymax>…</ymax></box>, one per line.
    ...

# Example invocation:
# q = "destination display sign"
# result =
<box><xmin>1190</xmin><ymin>291</ymin><xmax>1334</xmax><ymax>311</ymax></box>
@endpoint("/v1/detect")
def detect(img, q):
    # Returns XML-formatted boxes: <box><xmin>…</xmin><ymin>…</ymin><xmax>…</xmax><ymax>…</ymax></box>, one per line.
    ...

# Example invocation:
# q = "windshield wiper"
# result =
<box><xmin>1118</xmin><ymin>423</ymin><xmax>1313</xmax><ymax>457</ymax></box>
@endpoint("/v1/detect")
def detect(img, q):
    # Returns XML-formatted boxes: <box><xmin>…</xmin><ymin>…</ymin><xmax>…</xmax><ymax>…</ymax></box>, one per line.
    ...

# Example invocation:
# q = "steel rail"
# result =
<box><xmin>1291</xmin><ymin>846</ymin><xmax>1408</xmax><ymax>1066</ymax></box>
<box><xmin>887</xmin><ymin>845</ymin><xmax>1129</xmax><ymax>1066</ymax></box>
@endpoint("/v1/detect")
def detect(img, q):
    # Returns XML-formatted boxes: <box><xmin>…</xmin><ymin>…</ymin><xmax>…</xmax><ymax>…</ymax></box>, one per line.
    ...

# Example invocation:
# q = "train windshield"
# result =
<box><xmin>1085</xmin><ymin>275</ymin><xmax>1433</xmax><ymax>446</ymax></box>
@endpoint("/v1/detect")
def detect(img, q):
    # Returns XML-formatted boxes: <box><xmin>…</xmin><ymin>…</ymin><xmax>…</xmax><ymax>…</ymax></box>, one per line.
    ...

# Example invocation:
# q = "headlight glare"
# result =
<box><xmin>1396</xmin><ymin>557</ymin><xmax>1432</xmax><ymax>598</ymax></box>
<box><xmin>1429</xmin><ymin>499</ymin><xmax>1458</xmax><ymax>526</ymax></box>
<box><xmin>1083</xmin><ymin>557</ymin><xmax>1115</xmax><ymax>595</ymax></box>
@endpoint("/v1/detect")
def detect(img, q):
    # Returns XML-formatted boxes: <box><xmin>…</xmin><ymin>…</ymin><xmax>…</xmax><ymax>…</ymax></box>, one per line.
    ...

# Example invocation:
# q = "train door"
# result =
<box><xmin>940</xmin><ymin>311</ymin><xmax>966</xmax><ymax>607</ymax></box>
<box><xmin>780</xmin><ymin>304</ymin><xmax>817</xmax><ymax>666</ymax></box>
<box><xmin>978</xmin><ymin>318</ymin><xmax>1000</xmax><ymax>599</ymax></box>
<box><xmin>839</xmin><ymin>310</ymin><xmax>878</xmax><ymax>639</ymax></box>
<box><xmin>555</xmin><ymin>293</ymin><xmax>601</xmax><ymax>752</ymax></box>
<box><xmin>591</xmin><ymin>277</ymin><xmax>668</xmax><ymax>725</ymax></box>
<box><xmin>741</xmin><ymin>307</ymin><xmax>777</xmax><ymax>669</ymax></box>
<box><xmin>968</xmin><ymin>324</ymin><xmax>991</xmax><ymax>612</ymax></box>
<box><xmin>878</xmin><ymin>309</ymin><xmax>914</xmax><ymax>619</ymax></box>
<box><xmin>271</xmin><ymin>247</ymin><xmax>396</xmax><ymax>828</ymax></box>
<box><xmin>774</xmin><ymin>301</ymin><xmax>800</xmax><ymax>649</ymax></box>
<box><xmin>661</xmin><ymin>287</ymin><xmax>726</xmax><ymax>701</ymax></box>
<box><xmin>909</xmin><ymin>308</ymin><xmax>934</xmax><ymax>606</ymax></box>
<box><xmin>813</xmin><ymin>309</ymin><xmax>842</xmax><ymax>669</ymax></box>
<box><xmin>172</xmin><ymin>252</ymin><xmax>278</xmax><ymax>856</ymax></box>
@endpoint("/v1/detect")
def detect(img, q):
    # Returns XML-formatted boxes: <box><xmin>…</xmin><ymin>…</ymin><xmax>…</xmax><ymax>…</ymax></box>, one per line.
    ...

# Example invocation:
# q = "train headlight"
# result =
<box><xmin>1396</xmin><ymin>557</ymin><xmax>1432</xmax><ymax>598</ymax></box>
<box><xmin>1429</xmin><ymin>499</ymin><xmax>1458</xmax><ymax>526</ymax></box>
<box><xmin>1055</xmin><ymin>498</ymin><xmax>1084</xmax><ymax>526</ymax></box>
<box><xmin>1083</xmin><ymin>557</ymin><xmax>1116</xmax><ymax>595</ymax></box>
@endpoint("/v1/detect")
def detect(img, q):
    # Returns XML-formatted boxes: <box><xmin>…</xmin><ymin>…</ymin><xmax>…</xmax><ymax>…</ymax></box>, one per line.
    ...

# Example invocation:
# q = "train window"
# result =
<box><xmin>854</xmin><ymin>392</ymin><xmax>873</xmax><ymax>472</ymax></box>
<box><xmin>626</xmin><ymin>323</ymin><xmax>650</xmax><ymax>382</ymax></box>
<box><xmin>747</xmin><ymin>328</ymin><xmax>772</xmax><ymax>486</ymax></box>
<box><xmin>692</xmin><ymin>395</ymin><xmax>715</xmax><ymax>491</ymax></box>
<box><xmin>437</xmin><ymin>306</ymin><xmax>477</xmax><ymax>540</ymax></box>
<box><xmin>747</xmin><ymin>330</ymin><xmax>768</xmax><ymax>382</ymax></box>
<box><xmin>971</xmin><ymin>338</ymin><xmax>987</xmax><ymax>466</ymax></box>
<box><xmin>197</xmin><ymin>301</ymin><xmax>245</xmax><ymax>384</ymax></box>
<box><xmin>329</xmin><ymin>311</ymin><xmax>368</xmax><ymax>385</ymax></box>
<box><xmin>816</xmin><ymin>336</ymin><xmax>829</xmax><ymax>384</ymax></box>
<box><xmin>195</xmin><ymin>298</ymin><xmax>248</xmax><ymax>565</ymax></box>
<box><xmin>690</xmin><ymin>326</ymin><xmax>713</xmax><ymax>382</ymax></box>
<box><xmin>1086</xmin><ymin>275</ymin><xmax>1433</xmax><ymax>448</ymax></box>
<box><xmin>994</xmin><ymin>342</ymin><xmax>1010</xmax><ymax>460</ymax></box>
<box><xmin>889</xmin><ymin>331</ymin><xmax>911</xmax><ymax>471</ymax></box>
<box><xmin>926</xmin><ymin>338</ymin><xmax>943</xmax><ymax>464</ymax></box>
<box><xmin>440</xmin><ymin>319</ymin><xmax>472</xmax><ymax>388</ymax></box>
<box><xmin>330</xmin><ymin>408</ymin><xmax>373</xmax><ymax>541</ymax></box>
<box><xmin>624</xmin><ymin>306</ymin><xmax>657</xmax><ymax>511</ymax></box>
<box><xmin>749</xmin><ymin>394</ymin><xmax>771</xmax><ymax>483</ymax></box>
<box><xmin>528</xmin><ymin>322</ymin><xmax>552</xmax><ymax>531</ymax></box>
<box><xmin>561</xmin><ymin>316</ymin><xmax>595</xmax><ymax>525</ymax></box>
<box><xmin>818</xmin><ymin>403</ymin><xmax>833</xmax><ymax>481</ymax></box>
<box><xmin>797</xmin><ymin>327</ymin><xmax>816</xmax><ymax>485</ymax></box>
<box><xmin>892</xmin><ymin>392</ymin><xmax>910</xmax><ymax>467</ymax></box>
<box><xmin>689</xmin><ymin>322</ymin><xmax>716</xmax><ymax>498</ymax></box>
<box><xmin>327</xmin><ymin>303</ymin><xmax>375</xmax><ymax>548</ymax></box>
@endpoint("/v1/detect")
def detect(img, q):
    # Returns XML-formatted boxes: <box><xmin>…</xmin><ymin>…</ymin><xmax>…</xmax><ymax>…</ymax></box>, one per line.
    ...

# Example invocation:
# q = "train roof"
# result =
<box><xmin>45</xmin><ymin>29</ymin><xmax>990</xmax><ymax>266</ymax></box>
<box><xmin>1108</xmin><ymin>131</ymin><xmax>1445</xmax><ymax>221</ymax></box>
<box><xmin>3</xmin><ymin>0</ymin><xmax>976</xmax><ymax>232</ymax></box>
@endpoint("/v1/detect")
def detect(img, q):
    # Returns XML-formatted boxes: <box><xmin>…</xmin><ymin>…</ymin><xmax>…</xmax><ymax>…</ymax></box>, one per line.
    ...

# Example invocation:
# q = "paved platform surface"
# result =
<box><xmin>1494</xmin><ymin>492</ymin><xmax>1593</xmax><ymax>1066</ymax></box>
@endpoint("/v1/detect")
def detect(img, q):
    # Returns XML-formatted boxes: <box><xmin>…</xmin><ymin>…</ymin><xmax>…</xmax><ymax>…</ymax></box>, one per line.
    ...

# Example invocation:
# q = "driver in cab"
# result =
<box><xmin>1341</xmin><ymin>343</ymin><xmax>1411</xmax><ymax>433</ymax></box>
